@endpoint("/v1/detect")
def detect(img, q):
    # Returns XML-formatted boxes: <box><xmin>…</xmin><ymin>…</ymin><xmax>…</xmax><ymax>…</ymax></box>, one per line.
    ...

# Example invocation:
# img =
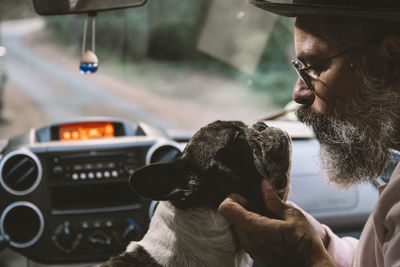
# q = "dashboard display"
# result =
<box><xmin>59</xmin><ymin>122</ymin><xmax>115</xmax><ymax>141</ymax></box>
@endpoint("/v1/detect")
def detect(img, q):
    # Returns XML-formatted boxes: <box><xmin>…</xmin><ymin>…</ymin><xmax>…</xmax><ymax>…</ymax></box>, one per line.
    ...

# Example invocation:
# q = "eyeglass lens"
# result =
<box><xmin>292</xmin><ymin>60</ymin><xmax>312</xmax><ymax>89</ymax></box>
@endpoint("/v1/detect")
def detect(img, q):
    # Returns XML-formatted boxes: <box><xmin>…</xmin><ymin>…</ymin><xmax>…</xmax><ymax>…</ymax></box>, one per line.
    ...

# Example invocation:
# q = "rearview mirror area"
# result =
<box><xmin>33</xmin><ymin>0</ymin><xmax>147</xmax><ymax>15</ymax></box>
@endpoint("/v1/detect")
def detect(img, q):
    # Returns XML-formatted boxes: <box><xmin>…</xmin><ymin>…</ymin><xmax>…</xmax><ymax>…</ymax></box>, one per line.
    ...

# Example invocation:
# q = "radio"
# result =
<box><xmin>0</xmin><ymin>118</ymin><xmax>185</xmax><ymax>264</ymax></box>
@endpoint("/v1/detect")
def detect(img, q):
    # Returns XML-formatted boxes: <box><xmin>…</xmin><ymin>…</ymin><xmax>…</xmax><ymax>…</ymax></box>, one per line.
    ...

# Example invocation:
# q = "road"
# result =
<box><xmin>0</xmin><ymin>18</ymin><xmax>181</xmax><ymax>140</ymax></box>
<box><xmin>0</xmin><ymin>17</ymin><xmax>278</xmax><ymax>142</ymax></box>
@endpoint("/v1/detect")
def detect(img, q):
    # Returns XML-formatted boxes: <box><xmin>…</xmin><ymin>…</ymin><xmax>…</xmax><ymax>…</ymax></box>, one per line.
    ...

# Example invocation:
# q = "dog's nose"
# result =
<box><xmin>252</xmin><ymin>121</ymin><xmax>268</xmax><ymax>132</ymax></box>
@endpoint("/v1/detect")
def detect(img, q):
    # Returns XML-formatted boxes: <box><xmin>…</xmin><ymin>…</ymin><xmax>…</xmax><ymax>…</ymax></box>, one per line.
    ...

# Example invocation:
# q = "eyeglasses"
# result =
<box><xmin>291</xmin><ymin>36</ymin><xmax>382</xmax><ymax>90</ymax></box>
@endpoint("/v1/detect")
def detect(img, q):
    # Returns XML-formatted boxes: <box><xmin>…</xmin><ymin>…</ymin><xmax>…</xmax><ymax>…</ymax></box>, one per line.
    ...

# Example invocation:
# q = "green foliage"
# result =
<box><xmin>44</xmin><ymin>1</ymin><xmax>212</xmax><ymax>61</ymax></box>
<box><xmin>259</xmin><ymin>17</ymin><xmax>294</xmax><ymax>69</ymax></box>
<box><xmin>0</xmin><ymin>0</ymin><xmax>37</xmax><ymax>20</ymax></box>
<box><xmin>251</xmin><ymin>70</ymin><xmax>296</xmax><ymax>106</ymax></box>
<box><xmin>43</xmin><ymin>3</ymin><xmax>296</xmax><ymax>108</ymax></box>
<box><xmin>250</xmin><ymin>18</ymin><xmax>296</xmax><ymax>106</ymax></box>
<box><xmin>147</xmin><ymin>0</ymin><xmax>211</xmax><ymax>60</ymax></box>
<box><xmin>44</xmin><ymin>7</ymin><xmax>149</xmax><ymax>60</ymax></box>
<box><xmin>45</xmin><ymin>15</ymin><xmax>82</xmax><ymax>48</ymax></box>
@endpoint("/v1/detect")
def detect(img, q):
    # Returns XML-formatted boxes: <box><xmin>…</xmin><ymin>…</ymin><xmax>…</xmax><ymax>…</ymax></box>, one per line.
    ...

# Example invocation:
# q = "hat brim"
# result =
<box><xmin>249</xmin><ymin>1</ymin><xmax>400</xmax><ymax>21</ymax></box>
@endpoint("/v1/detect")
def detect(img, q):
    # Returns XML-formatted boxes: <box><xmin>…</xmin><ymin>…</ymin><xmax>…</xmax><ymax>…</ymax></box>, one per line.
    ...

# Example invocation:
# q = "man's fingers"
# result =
<box><xmin>226</xmin><ymin>193</ymin><xmax>248</xmax><ymax>206</ymax></box>
<box><xmin>218</xmin><ymin>194</ymin><xmax>261</xmax><ymax>227</ymax></box>
<box><xmin>283</xmin><ymin>184</ymin><xmax>291</xmax><ymax>202</ymax></box>
<box><xmin>261</xmin><ymin>179</ymin><xmax>289</xmax><ymax>219</ymax></box>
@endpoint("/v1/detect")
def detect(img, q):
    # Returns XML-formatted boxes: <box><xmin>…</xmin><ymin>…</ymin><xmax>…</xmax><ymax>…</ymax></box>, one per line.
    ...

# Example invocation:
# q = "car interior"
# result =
<box><xmin>0</xmin><ymin>1</ymin><xmax>383</xmax><ymax>266</ymax></box>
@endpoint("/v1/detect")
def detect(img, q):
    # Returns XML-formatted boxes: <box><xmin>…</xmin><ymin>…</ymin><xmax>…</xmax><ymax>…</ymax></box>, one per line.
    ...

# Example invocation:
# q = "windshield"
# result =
<box><xmin>0</xmin><ymin>0</ymin><xmax>296</xmax><ymax>139</ymax></box>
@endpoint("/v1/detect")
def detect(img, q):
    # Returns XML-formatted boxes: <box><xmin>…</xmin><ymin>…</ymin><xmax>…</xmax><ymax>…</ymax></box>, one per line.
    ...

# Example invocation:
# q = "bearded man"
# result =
<box><xmin>218</xmin><ymin>1</ymin><xmax>400</xmax><ymax>266</ymax></box>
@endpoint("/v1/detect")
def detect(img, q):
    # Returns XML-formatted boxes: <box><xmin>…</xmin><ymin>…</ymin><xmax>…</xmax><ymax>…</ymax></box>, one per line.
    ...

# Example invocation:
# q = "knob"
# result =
<box><xmin>52</xmin><ymin>221</ymin><xmax>81</xmax><ymax>253</ymax></box>
<box><xmin>121</xmin><ymin>219</ymin><xmax>141</xmax><ymax>244</ymax></box>
<box><xmin>123</xmin><ymin>160</ymin><xmax>138</xmax><ymax>175</ymax></box>
<box><xmin>88</xmin><ymin>231</ymin><xmax>111</xmax><ymax>251</ymax></box>
<box><xmin>88</xmin><ymin>231</ymin><xmax>111</xmax><ymax>246</ymax></box>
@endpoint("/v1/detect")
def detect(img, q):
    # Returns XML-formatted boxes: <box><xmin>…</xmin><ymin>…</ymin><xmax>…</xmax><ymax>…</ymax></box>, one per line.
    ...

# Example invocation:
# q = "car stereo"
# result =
<box><xmin>0</xmin><ymin>117</ymin><xmax>185</xmax><ymax>264</ymax></box>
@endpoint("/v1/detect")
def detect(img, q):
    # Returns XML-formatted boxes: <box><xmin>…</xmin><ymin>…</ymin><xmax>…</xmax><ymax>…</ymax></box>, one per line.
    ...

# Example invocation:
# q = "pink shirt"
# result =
<box><xmin>326</xmin><ymin>162</ymin><xmax>400</xmax><ymax>267</ymax></box>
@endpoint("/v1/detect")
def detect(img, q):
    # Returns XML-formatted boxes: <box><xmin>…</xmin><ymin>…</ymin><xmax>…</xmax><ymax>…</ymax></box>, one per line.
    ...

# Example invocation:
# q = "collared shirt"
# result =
<box><xmin>326</xmin><ymin>159</ymin><xmax>400</xmax><ymax>267</ymax></box>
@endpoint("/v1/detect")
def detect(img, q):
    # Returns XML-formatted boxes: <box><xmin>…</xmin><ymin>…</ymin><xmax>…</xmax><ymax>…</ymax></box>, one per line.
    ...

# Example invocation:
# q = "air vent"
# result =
<box><xmin>0</xmin><ymin>151</ymin><xmax>42</xmax><ymax>195</ymax></box>
<box><xmin>0</xmin><ymin>202</ymin><xmax>44</xmax><ymax>248</ymax></box>
<box><xmin>146</xmin><ymin>141</ymin><xmax>183</xmax><ymax>165</ymax></box>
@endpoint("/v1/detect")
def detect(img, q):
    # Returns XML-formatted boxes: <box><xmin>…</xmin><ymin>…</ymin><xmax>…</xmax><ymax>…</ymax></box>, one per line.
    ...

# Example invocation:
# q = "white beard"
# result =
<box><xmin>126</xmin><ymin>201</ymin><xmax>253</xmax><ymax>267</ymax></box>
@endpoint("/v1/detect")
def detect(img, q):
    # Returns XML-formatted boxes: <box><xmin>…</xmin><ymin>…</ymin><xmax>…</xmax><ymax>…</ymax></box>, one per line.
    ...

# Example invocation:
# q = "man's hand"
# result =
<box><xmin>218</xmin><ymin>180</ymin><xmax>336</xmax><ymax>267</ymax></box>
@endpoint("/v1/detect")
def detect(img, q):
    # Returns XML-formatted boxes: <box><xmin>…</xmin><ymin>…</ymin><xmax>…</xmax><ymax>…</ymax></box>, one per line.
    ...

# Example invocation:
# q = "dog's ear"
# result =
<box><xmin>215</xmin><ymin>131</ymin><xmax>256</xmax><ymax>177</ymax></box>
<box><xmin>129</xmin><ymin>160</ymin><xmax>194</xmax><ymax>201</ymax></box>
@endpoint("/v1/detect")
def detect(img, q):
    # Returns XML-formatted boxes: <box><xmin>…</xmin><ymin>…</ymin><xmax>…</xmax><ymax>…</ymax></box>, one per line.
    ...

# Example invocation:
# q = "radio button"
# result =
<box><xmin>124</xmin><ymin>160</ymin><xmax>137</xmax><ymax>175</ymax></box>
<box><xmin>72</xmin><ymin>173</ymin><xmax>79</xmax><ymax>180</ymax></box>
<box><xmin>53</xmin><ymin>165</ymin><xmax>63</xmax><ymax>174</ymax></box>
<box><xmin>73</xmin><ymin>164</ymin><xmax>83</xmax><ymax>171</ymax></box>
<box><xmin>96</xmin><ymin>163</ymin><xmax>104</xmax><ymax>169</ymax></box>
<box><xmin>107</xmin><ymin>162</ymin><xmax>116</xmax><ymax>168</ymax></box>
<box><xmin>88</xmin><ymin>172</ymin><xmax>95</xmax><ymax>179</ymax></box>
<box><xmin>85</xmin><ymin>163</ymin><xmax>93</xmax><ymax>170</ymax></box>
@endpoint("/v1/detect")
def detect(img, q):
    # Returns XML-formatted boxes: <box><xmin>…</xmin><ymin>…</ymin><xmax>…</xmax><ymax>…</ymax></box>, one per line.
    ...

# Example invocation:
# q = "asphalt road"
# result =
<box><xmin>1</xmin><ymin>18</ymin><xmax>180</xmax><ymax>139</ymax></box>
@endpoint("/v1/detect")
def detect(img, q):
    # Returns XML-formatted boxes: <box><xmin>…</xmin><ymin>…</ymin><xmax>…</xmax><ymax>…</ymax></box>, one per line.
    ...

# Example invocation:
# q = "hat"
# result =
<box><xmin>249</xmin><ymin>0</ymin><xmax>400</xmax><ymax>21</ymax></box>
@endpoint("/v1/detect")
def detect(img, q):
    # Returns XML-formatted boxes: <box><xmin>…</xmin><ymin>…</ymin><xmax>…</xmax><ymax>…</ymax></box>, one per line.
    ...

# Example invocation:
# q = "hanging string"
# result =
<box><xmin>82</xmin><ymin>18</ymin><xmax>88</xmax><ymax>56</ymax></box>
<box><xmin>92</xmin><ymin>17</ymin><xmax>96</xmax><ymax>53</ymax></box>
<box><xmin>80</xmin><ymin>16</ymin><xmax>99</xmax><ymax>75</ymax></box>
<box><xmin>81</xmin><ymin>17</ymin><xmax>95</xmax><ymax>54</ymax></box>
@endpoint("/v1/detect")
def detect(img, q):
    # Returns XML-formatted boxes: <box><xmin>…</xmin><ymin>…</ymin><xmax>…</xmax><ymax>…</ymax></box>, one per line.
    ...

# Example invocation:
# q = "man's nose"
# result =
<box><xmin>293</xmin><ymin>77</ymin><xmax>315</xmax><ymax>105</ymax></box>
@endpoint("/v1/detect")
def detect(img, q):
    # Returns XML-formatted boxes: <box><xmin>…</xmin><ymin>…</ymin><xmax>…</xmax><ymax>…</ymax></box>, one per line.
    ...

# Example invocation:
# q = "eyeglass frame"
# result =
<box><xmin>291</xmin><ymin>36</ymin><xmax>383</xmax><ymax>90</ymax></box>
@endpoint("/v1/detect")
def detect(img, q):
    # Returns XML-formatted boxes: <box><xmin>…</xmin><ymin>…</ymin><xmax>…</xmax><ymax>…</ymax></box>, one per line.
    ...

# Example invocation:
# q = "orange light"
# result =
<box><xmin>72</xmin><ymin>131</ymin><xmax>80</xmax><ymax>140</ymax></box>
<box><xmin>105</xmin><ymin>124</ymin><xmax>113</xmax><ymax>134</ymax></box>
<box><xmin>59</xmin><ymin>122</ymin><xmax>115</xmax><ymax>141</ymax></box>
<box><xmin>89</xmin><ymin>128</ymin><xmax>99</xmax><ymax>137</ymax></box>
<box><xmin>63</xmin><ymin>131</ymin><xmax>71</xmax><ymax>140</ymax></box>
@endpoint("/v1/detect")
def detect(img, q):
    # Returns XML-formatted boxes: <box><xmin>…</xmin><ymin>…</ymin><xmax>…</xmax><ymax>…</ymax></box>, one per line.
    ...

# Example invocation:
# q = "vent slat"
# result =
<box><xmin>4</xmin><ymin>157</ymin><xmax>30</xmax><ymax>179</ymax></box>
<box><xmin>1</xmin><ymin>153</ymin><xmax>40</xmax><ymax>194</ymax></box>
<box><xmin>11</xmin><ymin>166</ymin><xmax>35</xmax><ymax>190</ymax></box>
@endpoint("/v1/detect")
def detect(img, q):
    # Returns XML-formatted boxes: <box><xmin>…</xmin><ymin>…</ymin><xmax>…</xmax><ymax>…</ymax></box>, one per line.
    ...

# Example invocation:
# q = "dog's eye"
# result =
<box><xmin>252</xmin><ymin>122</ymin><xmax>268</xmax><ymax>132</ymax></box>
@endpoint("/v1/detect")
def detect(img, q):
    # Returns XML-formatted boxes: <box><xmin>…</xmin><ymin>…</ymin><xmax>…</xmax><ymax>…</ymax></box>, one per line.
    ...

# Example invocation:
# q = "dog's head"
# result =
<box><xmin>129</xmin><ymin>120</ymin><xmax>291</xmax><ymax>213</ymax></box>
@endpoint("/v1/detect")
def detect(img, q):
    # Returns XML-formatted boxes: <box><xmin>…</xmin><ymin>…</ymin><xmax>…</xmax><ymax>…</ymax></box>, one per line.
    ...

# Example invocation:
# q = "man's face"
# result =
<box><xmin>293</xmin><ymin>17</ymin><xmax>399</xmax><ymax>187</ymax></box>
<box><xmin>293</xmin><ymin>24</ymin><xmax>356</xmax><ymax>116</ymax></box>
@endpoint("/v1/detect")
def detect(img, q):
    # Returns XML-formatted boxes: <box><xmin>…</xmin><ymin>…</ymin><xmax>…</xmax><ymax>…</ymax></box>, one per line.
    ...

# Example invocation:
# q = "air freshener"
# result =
<box><xmin>80</xmin><ymin>50</ymin><xmax>98</xmax><ymax>74</ymax></box>
<box><xmin>80</xmin><ymin>16</ymin><xmax>98</xmax><ymax>75</ymax></box>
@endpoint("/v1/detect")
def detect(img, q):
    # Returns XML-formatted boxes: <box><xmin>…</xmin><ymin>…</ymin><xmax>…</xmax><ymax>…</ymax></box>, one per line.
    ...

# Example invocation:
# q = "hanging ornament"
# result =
<box><xmin>80</xmin><ymin>16</ymin><xmax>98</xmax><ymax>74</ymax></box>
<box><xmin>80</xmin><ymin>50</ymin><xmax>98</xmax><ymax>74</ymax></box>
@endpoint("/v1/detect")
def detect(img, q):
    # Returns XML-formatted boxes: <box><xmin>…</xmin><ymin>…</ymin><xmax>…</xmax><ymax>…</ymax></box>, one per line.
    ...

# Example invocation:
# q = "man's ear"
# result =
<box><xmin>129</xmin><ymin>160</ymin><xmax>193</xmax><ymax>201</ymax></box>
<box><xmin>378</xmin><ymin>35</ymin><xmax>400</xmax><ymax>76</ymax></box>
<box><xmin>380</xmin><ymin>35</ymin><xmax>400</xmax><ymax>58</ymax></box>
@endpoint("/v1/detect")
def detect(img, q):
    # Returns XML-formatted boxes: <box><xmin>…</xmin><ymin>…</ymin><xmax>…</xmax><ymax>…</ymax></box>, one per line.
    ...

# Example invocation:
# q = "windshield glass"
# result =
<box><xmin>0</xmin><ymin>0</ymin><xmax>296</xmax><ymax>139</ymax></box>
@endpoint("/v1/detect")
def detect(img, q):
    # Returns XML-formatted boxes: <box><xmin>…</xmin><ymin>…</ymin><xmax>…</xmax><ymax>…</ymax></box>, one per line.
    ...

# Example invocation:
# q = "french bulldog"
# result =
<box><xmin>99</xmin><ymin>120</ymin><xmax>292</xmax><ymax>267</ymax></box>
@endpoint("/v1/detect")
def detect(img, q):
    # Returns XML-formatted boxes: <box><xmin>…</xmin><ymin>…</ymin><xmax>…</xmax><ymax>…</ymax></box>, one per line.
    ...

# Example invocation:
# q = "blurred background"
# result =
<box><xmin>0</xmin><ymin>0</ymin><xmax>296</xmax><ymax>139</ymax></box>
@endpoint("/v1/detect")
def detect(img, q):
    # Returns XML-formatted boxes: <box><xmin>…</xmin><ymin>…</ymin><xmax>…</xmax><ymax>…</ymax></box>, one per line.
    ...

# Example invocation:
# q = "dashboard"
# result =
<box><xmin>0</xmin><ymin>118</ymin><xmax>380</xmax><ymax>267</ymax></box>
<box><xmin>0</xmin><ymin>118</ymin><xmax>185</xmax><ymax>264</ymax></box>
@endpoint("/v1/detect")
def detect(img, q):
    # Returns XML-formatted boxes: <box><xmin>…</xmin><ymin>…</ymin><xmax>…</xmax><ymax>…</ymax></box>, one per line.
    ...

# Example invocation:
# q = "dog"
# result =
<box><xmin>99</xmin><ymin>120</ymin><xmax>292</xmax><ymax>267</ymax></box>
